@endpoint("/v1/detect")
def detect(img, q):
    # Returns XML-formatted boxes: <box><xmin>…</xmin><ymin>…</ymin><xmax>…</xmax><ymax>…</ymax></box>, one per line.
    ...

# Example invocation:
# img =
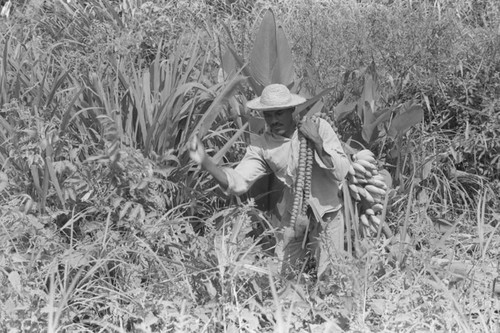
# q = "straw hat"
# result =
<box><xmin>246</xmin><ymin>84</ymin><xmax>306</xmax><ymax>111</ymax></box>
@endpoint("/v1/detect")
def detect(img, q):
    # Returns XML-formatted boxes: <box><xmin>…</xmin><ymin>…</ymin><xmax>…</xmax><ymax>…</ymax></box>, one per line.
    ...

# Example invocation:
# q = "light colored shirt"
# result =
<box><xmin>222</xmin><ymin>118</ymin><xmax>350</xmax><ymax>224</ymax></box>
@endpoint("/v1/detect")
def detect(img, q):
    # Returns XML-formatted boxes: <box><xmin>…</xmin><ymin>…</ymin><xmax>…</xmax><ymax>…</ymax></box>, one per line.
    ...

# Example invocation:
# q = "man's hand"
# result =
<box><xmin>188</xmin><ymin>134</ymin><xmax>230</xmax><ymax>190</ymax></box>
<box><xmin>189</xmin><ymin>135</ymin><xmax>206</xmax><ymax>165</ymax></box>
<box><xmin>299</xmin><ymin>117</ymin><xmax>322</xmax><ymax>147</ymax></box>
<box><xmin>299</xmin><ymin>117</ymin><xmax>335</xmax><ymax>168</ymax></box>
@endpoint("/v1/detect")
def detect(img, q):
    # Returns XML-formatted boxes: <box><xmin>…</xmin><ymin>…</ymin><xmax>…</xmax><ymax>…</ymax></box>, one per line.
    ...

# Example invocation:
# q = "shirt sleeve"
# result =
<box><xmin>315</xmin><ymin>118</ymin><xmax>351</xmax><ymax>181</ymax></box>
<box><xmin>222</xmin><ymin>143</ymin><xmax>270</xmax><ymax>196</ymax></box>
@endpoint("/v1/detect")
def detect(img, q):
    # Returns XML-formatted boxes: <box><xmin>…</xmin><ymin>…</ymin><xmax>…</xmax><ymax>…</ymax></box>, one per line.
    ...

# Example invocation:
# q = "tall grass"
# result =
<box><xmin>0</xmin><ymin>0</ymin><xmax>499</xmax><ymax>331</ymax></box>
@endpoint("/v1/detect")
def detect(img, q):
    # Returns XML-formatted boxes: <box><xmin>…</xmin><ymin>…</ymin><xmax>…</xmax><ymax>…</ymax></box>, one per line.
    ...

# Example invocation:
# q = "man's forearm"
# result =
<box><xmin>201</xmin><ymin>156</ymin><xmax>229</xmax><ymax>190</ymax></box>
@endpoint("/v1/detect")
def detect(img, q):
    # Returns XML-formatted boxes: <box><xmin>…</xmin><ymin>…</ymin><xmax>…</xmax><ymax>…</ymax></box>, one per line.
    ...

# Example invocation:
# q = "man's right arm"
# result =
<box><xmin>189</xmin><ymin>135</ymin><xmax>229</xmax><ymax>190</ymax></box>
<box><xmin>200</xmin><ymin>154</ymin><xmax>230</xmax><ymax>190</ymax></box>
<box><xmin>189</xmin><ymin>135</ymin><xmax>269</xmax><ymax>195</ymax></box>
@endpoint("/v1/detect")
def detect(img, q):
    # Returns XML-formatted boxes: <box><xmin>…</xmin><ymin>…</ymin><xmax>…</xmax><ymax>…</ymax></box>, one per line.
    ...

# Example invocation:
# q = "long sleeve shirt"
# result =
<box><xmin>222</xmin><ymin>118</ymin><xmax>351</xmax><ymax>225</ymax></box>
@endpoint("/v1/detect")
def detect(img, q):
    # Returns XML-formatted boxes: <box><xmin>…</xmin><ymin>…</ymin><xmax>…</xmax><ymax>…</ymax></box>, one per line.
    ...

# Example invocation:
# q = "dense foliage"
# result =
<box><xmin>0</xmin><ymin>0</ymin><xmax>499</xmax><ymax>332</ymax></box>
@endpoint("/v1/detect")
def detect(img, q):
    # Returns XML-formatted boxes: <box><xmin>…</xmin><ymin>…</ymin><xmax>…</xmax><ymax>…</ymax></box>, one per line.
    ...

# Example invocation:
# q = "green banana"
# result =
<box><xmin>360</xmin><ymin>214</ymin><xmax>370</xmax><ymax>227</ymax></box>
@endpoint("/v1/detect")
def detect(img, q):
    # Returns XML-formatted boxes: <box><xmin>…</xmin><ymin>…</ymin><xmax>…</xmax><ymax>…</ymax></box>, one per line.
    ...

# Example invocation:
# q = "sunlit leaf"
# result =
<box><xmin>62</xmin><ymin>249</ymin><xmax>89</xmax><ymax>268</ymax></box>
<box><xmin>8</xmin><ymin>271</ymin><xmax>22</xmax><ymax>294</ymax></box>
<box><xmin>240</xmin><ymin>308</ymin><xmax>260</xmax><ymax>329</ymax></box>
<box><xmin>81</xmin><ymin>190</ymin><xmax>93</xmax><ymax>202</ymax></box>
<box><xmin>370</xmin><ymin>299</ymin><xmax>386</xmax><ymax>316</ymax></box>
<box><xmin>120</xmin><ymin>201</ymin><xmax>133</xmax><ymax>219</ymax></box>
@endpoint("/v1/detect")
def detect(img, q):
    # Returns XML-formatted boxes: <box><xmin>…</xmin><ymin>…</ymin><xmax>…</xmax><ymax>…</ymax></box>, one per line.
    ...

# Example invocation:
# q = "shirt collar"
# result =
<box><xmin>265</xmin><ymin>128</ymin><xmax>298</xmax><ymax>141</ymax></box>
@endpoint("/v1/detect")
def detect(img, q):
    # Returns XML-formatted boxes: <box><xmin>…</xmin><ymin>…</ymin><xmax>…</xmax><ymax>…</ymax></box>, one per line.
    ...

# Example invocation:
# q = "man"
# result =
<box><xmin>189</xmin><ymin>84</ymin><xmax>351</xmax><ymax>277</ymax></box>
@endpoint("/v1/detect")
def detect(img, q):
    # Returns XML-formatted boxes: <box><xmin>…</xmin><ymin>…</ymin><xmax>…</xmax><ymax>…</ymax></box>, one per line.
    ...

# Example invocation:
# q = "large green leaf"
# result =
<box><xmin>249</xmin><ymin>10</ymin><xmax>277</xmax><ymax>87</ymax></box>
<box><xmin>272</xmin><ymin>26</ymin><xmax>294</xmax><ymax>85</ymax></box>
<box><xmin>388</xmin><ymin>103</ymin><xmax>424</xmax><ymax>138</ymax></box>
<box><xmin>221</xmin><ymin>9</ymin><xmax>294</xmax><ymax>97</ymax></box>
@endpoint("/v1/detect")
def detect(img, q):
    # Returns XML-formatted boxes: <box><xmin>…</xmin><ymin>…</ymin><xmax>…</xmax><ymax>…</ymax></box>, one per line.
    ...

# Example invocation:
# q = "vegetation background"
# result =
<box><xmin>0</xmin><ymin>0</ymin><xmax>499</xmax><ymax>332</ymax></box>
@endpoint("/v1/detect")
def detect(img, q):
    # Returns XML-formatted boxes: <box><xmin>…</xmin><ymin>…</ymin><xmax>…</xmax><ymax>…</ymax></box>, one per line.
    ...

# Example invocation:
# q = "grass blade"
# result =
<box><xmin>213</xmin><ymin>123</ymin><xmax>249</xmax><ymax>164</ymax></box>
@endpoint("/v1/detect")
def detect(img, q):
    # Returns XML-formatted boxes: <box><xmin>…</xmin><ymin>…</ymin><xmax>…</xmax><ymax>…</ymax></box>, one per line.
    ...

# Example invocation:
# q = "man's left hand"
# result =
<box><xmin>299</xmin><ymin>117</ymin><xmax>322</xmax><ymax>147</ymax></box>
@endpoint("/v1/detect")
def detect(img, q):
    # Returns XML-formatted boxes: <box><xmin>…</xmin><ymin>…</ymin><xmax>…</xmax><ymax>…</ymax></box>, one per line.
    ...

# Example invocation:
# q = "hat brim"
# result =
<box><xmin>246</xmin><ymin>94</ymin><xmax>306</xmax><ymax>111</ymax></box>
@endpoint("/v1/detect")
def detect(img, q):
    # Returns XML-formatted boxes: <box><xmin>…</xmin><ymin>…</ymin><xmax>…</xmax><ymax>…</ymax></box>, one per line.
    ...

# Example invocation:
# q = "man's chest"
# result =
<box><xmin>262</xmin><ymin>137</ymin><xmax>299</xmax><ymax>178</ymax></box>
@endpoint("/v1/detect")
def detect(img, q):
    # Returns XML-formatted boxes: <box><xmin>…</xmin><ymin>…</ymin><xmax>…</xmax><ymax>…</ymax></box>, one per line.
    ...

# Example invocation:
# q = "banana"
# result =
<box><xmin>358</xmin><ymin>185</ymin><xmax>375</xmax><ymax>203</ymax></box>
<box><xmin>370</xmin><ymin>215</ymin><xmax>381</xmax><ymax>226</ymax></box>
<box><xmin>372</xmin><ymin>174</ymin><xmax>386</xmax><ymax>182</ymax></box>
<box><xmin>368</xmin><ymin>178</ymin><xmax>388</xmax><ymax>190</ymax></box>
<box><xmin>348</xmin><ymin>184</ymin><xmax>361</xmax><ymax>201</ymax></box>
<box><xmin>355</xmin><ymin>184</ymin><xmax>366</xmax><ymax>195</ymax></box>
<box><xmin>352</xmin><ymin>161</ymin><xmax>368</xmax><ymax>175</ymax></box>
<box><xmin>355</xmin><ymin>149</ymin><xmax>375</xmax><ymax>160</ymax></box>
<box><xmin>357</xmin><ymin>154</ymin><xmax>376</xmax><ymax>164</ymax></box>
<box><xmin>348</xmin><ymin>164</ymin><xmax>356</xmax><ymax>176</ymax></box>
<box><xmin>358</xmin><ymin>149</ymin><xmax>374</xmax><ymax>156</ymax></box>
<box><xmin>365</xmin><ymin>208</ymin><xmax>375</xmax><ymax>216</ymax></box>
<box><xmin>372</xmin><ymin>203</ymin><xmax>384</xmax><ymax>212</ymax></box>
<box><xmin>360</xmin><ymin>214</ymin><xmax>370</xmax><ymax>227</ymax></box>
<box><xmin>365</xmin><ymin>184</ymin><xmax>386</xmax><ymax>197</ymax></box>
<box><xmin>356</xmin><ymin>159</ymin><xmax>377</xmax><ymax>172</ymax></box>
<box><xmin>358</xmin><ymin>178</ymin><xmax>368</xmax><ymax>185</ymax></box>
<box><xmin>355</xmin><ymin>170</ymin><xmax>369</xmax><ymax>181</ymax></box>
<box><xmin>352</xmin><ymin>175</ymin><xmax>368</xmax><ymax>184</ymax></box>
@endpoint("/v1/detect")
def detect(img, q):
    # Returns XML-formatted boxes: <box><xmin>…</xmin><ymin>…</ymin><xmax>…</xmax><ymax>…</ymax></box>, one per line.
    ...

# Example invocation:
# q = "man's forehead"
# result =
<box><xmin>262</xmin><ymin>107</ymin><xmax>295</xmax><ymax>115</ymax></box>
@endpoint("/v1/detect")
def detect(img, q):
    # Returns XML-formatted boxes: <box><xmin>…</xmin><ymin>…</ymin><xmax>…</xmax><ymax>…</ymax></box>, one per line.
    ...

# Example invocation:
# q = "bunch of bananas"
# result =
<box><xmin>346</xmin><ymin>149</ymin><xmax>388</xmax><ymax>236</ymax></box>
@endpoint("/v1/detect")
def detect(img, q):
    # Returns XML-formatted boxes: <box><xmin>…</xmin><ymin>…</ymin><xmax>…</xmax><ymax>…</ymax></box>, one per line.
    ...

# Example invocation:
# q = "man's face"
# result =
<box><xmin>262</xmin><ymin>108</ymin><xmax>295</xmax><ymax>137</ymax></box>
